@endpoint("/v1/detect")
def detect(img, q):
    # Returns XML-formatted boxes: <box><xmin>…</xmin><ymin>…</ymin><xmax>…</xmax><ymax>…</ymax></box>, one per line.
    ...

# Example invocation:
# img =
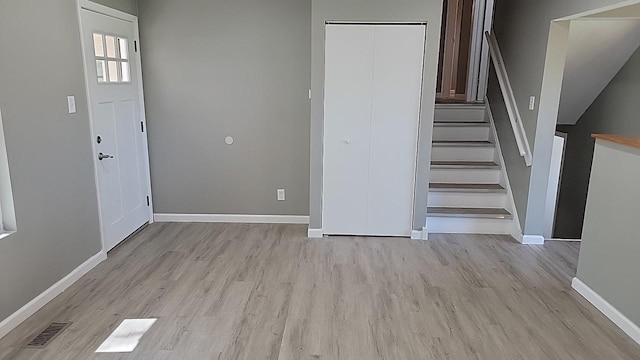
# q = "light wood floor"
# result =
<box><xmin>1</xmin><ymin>223</ymin><xmax>638</xmax><ymax>359</ymax></box>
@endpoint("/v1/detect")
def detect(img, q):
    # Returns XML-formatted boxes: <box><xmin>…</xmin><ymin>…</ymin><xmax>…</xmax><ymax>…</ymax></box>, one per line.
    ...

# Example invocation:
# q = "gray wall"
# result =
<box><xmin>555</xmin><ymin>46</ymin><xmax>640</xmax><ymax>239</ymax></box>
<box><xmin>137</xmin><ymin>0</ymin><xmax>311</xmax><ymax>216</ymax></box>
<box><xmin>0</xmin><ymin>0</ymin><xmax>137</xmax><ymax>324</ymax></box>
<box><xmin>576</xmin><ymin>140</ymin><xmax>640</xmax><ymax>326</ymax></box>
<box><xmin>488</xmin><ymin>0</ymin><xmax>629</xmax><ymax>235</ymax></box>
<box><xmin>309</xmin><ymin>0</ymin><xmax>444</xmax><ymax>230</ymax></box>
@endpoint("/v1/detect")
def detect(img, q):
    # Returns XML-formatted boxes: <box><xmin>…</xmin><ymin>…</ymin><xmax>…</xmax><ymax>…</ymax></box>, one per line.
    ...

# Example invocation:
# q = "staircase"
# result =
<box><xmin>427</xmin><ymin>104</ymin><xmax>516</xmax><ymax>235</ymax></box>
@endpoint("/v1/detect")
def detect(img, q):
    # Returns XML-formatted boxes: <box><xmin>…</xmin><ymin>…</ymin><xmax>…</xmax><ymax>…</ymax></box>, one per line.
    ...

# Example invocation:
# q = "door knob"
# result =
<box><xmin>343</xmin><ymin>138</ymin><xmax>351</xmax><ymax>144</ymax></box>
<box><xmin>98</xmin><ymin>153</ymin><xmax>114</xmax><ymax>160</ymax></box>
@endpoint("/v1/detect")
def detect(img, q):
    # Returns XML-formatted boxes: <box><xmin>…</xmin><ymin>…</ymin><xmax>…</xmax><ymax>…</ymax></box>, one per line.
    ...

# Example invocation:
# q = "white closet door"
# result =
<box><xmin>323</xmin><ymin>24</ymin><xmax>425</xmax><ymax>237</ymax></box>
<box><xmin>323</xmin><ymin>25</ymin><xmax>375</xmax><ymax>235</ymax></box>
<box><xmin>367</xmin><ymin>25</ymin><xmax>426</xmax><ymax>236</ymax></box>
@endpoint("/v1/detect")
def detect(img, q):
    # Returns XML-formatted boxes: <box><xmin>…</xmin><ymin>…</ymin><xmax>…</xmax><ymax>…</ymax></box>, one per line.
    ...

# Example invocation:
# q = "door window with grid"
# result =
<box><xmin>92</xmin><ymin>33</ymin><xmax>131</xmax><ymax>83</ymax></box>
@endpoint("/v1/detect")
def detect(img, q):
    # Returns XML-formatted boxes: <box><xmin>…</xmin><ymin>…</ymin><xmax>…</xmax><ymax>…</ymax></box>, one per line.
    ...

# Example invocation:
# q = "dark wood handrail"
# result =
<box><xmin>592</xmin><ymin>134</ymin><xmax>640</xmax><ymax>149</ymax></box>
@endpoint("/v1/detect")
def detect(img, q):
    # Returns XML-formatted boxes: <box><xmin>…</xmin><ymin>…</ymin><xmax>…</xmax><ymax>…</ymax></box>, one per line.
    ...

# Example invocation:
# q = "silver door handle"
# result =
<box><xmin>98</xmin><ymin>153</ymin><xmax>114</xmax><ymax>160</ymax></box>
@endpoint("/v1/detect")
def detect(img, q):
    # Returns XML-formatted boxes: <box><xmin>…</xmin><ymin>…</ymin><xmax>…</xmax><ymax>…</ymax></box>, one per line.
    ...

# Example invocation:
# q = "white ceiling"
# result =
<box><xmin>557</xmin><ymin>19</ymin><xmax>640</xmax><ymax>125</ymax></box>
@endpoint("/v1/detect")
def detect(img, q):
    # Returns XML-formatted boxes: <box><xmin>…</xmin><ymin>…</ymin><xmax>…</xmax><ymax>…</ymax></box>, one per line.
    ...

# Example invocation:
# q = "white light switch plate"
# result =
<box><xmin>277</xmin><ymin>189</ymin><xmax>285</xmax><ymax>201</ymax></box>
<box><xmin>67</xmin><ymin>96</ymin><xmax>76</xmax><ymax>114</ymax></box>
<box><xmin>529</xmin><ymin>96</ymin><xmax>536</xmax><ymax>111</ymax></box>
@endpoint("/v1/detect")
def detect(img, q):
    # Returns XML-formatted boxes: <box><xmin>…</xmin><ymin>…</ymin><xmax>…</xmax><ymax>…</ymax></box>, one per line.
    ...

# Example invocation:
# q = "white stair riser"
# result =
<box><xmin>428</xmin><ymin>192</ymin><xmax>507</xmax><ymax>208</ymax></box>
<box><xmin>426</xmin><ymin>217</ymin><xmax>513</xmax><ymax>235</ymax></box>
<box><xmin>431</xmin><ymin>146</ymin><xmax>495</xmax><ymax>162</ymax></box>
<box><xmin>433</xmin><ymin>126</ymin><xmax>490</xmax><ymax>141</ymax></box>
<box><xmin>429</xmin><ymin>168</ymin><xmax>501</xmax><ymax>184</ymax></box>
<box><xmin>435</xmin><ymin>107</ymin><xmax>486</xmax><ymax>122</ymax></box>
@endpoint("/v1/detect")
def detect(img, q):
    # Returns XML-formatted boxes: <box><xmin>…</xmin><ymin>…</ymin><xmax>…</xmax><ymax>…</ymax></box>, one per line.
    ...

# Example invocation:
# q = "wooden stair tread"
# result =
<box><xmin>431</xmin><ymin>161</ymin><xmax>500</xmax><ymax>169</ymax></box>
<box><xmin>433</xmin><ymin>121</ymin><xmax>489</xmax><ymax>127</ymax></box>
<box><xmin>432</xmin><ymin>140</ymin><xmax>494</xmax><ymax>147</ymax></box>
<box><xmin>429</xmin><ymin>183</ymin><xmax>506</xmax><ymax>193</ymax></box>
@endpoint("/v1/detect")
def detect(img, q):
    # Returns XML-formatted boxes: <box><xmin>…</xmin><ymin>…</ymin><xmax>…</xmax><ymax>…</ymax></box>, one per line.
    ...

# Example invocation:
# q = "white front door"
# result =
<box><xmin>80</xmin><ymin>7</ymin><xmax>151</xmax><ymax>251</ymax></box>
<box><xmin>323</xmin><ymin>24</ymin><xmax>426</xmax><ymax>237</ymax></box>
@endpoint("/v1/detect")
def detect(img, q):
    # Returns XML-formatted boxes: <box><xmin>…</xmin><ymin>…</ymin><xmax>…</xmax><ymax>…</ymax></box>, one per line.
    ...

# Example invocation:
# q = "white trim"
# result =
<box><xmin>572</xmin><ymin>277</ymin><xmax>640</xmax><ymax>345</ymax></box>
<box><xmin>0</xmin><ymin>231</ymin><xmax>15</xmax><ymax>240</ymax></box>
<box><xmin>0</xmin><ymin>107</ymin><xmax>17</xmax><ymax>234</ymax></box>
<box><xmin>0</xmin><ymin>251</ymin><xmax>107</xmax><ymax>340</ymax></box>
<box><xmin>132</xmin><ymin>17</ymin><xmax>155</xmax><ymax>224</ymax></box>
<box><xmin>410</xmin><ymin>227</ymin><xmax>429</xmax><ymax>241</ymax></box>
<box><xmin>78</xmin><ymin>0</ymin><xmax>136</xmax><ymax>22</ymax></box>
<box><xmin>546</xmin><ymin>238</ymin><xmax>581</xmax><ymax>242</ymax></box>
<box><xmin>475</xmin><ymin>0</ymin><xmax>495</xmax><ymax>101</ymax></box>
<box><xmin>485</xmin><ymin>30</ymin><xmax>533</xmax><ymax>167</ymax></box>
<box><xmin>307</xmin><ymin>228</ymin><xmax>324</xmax><ymax>238</ymax></box>
<box><xmin>154</xmin><ymin>213</ymin><xmax>310</xmax><ymax>224</ymax></box>
<box><xmin>486</xmin><ymin>105</ymin><xmax>524</xmax><ymax>243</ymax></box>
<box><xmin>467</xmin><ymin>0</ymin><xmax>495</xmax><ymax>102</ymax></box>
<box><xmin>466</xmin><ymin>0</ymin><xmax>485</xmax><ymax>101</ymax></box>
<box><xmin>76</xmin><ymin>1</ymin><xmax>154</xmax><ymax>253</ymax></box>
<box><xmin>543</xmin><ymin>135</ymin><xmax>565</xmax><ymax>239</ymax></box>
<box><xmin>322</xmin><ymin>24</ymin><xmax>425</xmax><ymax>236</ymax></box>
<box><xmin>522</xmin><ymin>235</ymin><xmax>545</xmax><ymax>245</ymax></box>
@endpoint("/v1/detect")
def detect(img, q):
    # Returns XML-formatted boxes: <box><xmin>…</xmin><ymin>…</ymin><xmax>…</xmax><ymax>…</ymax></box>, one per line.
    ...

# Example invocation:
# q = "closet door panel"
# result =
<box><xmin>323</xmin><ymin>25</ymin><xmax>375</xmax><ymax>235</ymax></box>
<box><xmin>367</xmin><ymin>25</ymin><xmax>426</xmax><ymax>236</ymax></box>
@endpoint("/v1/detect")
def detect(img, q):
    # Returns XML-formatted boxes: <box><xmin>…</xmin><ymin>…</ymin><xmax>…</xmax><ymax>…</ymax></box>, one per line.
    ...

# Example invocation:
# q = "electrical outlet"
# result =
<box><xmin>277</xmin><ymin>189</ymin><xmax>285</xmax><ymax>201</ymax></box>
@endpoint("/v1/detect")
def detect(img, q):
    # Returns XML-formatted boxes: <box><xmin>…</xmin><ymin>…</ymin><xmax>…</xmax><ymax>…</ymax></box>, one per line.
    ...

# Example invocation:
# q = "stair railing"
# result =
<box><xmin>485</xmin><ymin>30</ymin><xmax>533</xmax><ymax>167</ymax></box>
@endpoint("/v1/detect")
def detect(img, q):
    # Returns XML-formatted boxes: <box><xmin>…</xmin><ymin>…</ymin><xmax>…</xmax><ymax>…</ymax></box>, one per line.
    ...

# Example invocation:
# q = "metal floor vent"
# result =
<box><xmin>24</xmin><ymin>322</ymin><xmax>71</xmax><ymax>349</ymax></box>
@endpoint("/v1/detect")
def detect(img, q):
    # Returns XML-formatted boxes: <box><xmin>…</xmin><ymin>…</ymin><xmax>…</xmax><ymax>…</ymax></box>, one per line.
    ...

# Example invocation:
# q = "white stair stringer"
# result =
<box><xmin>426</xmin><ymin>104</ymin><xmax>520</xmax><ymax>237</ymax></box>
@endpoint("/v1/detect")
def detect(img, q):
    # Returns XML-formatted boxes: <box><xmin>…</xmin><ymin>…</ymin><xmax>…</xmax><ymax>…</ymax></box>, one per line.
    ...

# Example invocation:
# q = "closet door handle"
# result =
<box><xmin>343</xmin><ymin>138</ymin><xmax>351</xmax><ymax>145</ymax></box>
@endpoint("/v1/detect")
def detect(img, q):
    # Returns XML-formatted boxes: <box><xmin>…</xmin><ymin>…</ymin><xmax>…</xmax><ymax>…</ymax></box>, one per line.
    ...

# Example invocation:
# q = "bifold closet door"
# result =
<box><xmin>323</xmin><ymin>25</ymin><xmax>374</xmax><ymax>235</ymax></box>
<box><xmin>323</xmin><ymin>24</ymin><xmax>426</xmax><ymax>237</ymax></box>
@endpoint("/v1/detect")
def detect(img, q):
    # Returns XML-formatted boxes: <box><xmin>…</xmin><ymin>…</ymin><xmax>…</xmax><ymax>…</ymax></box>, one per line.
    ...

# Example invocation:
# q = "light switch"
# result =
<box><xmin>529</xmin><ymin>96</ymin><xmax>536</xmax><ymax>111</ymax></box>
<box><xmin>67</xmin><ymin>96</ymin><xmax>77</xmax><ymax>114</ymax></box>
<box><xmin>277</xmin><ymin>189</ymin><xmax>285</xmax><ymax>201</ymax></box>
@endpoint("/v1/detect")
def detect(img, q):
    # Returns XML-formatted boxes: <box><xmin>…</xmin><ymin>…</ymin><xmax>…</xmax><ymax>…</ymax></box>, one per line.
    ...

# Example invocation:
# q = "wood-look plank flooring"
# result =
<box><xmin>0</xmin><ymin>223</ymin><xmax>638</xmax><ymax>359</ymax></box>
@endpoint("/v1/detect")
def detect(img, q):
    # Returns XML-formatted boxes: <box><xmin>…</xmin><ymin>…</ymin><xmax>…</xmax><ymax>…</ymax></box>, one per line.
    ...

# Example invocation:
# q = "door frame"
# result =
<box><xmin>467</xmin><ymin>0</ymin><xmax>495</xmax><ymax>102</ymax></box>
<box><xmin>543</xmin><ymin>132</ymin><xmax>567</xmax><ymax>239</ymax></box>
<box><xmin>76</xmin><ymin>0</ymin><xmax>154</xmax><ymax>252</ymax></box>
<box><xmin>321</xmin><ymin>22</ymin><xmax>425</xmax><ymax>237</ymax></box>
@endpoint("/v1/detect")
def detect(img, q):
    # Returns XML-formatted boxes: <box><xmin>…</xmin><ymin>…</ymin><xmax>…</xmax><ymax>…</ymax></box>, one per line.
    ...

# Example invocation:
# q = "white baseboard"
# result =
<box><xmin>572</xmin><ymin>277</ymin><xmax>640</xmax><ymax>345</ymax></box>
<box><xmin>307</xmin><ymin>228</ymin><xmax>324</xmax><ymax>238</ymax></box>
<box><xmin>0</xmin><ymin>251</ymin><xmax>107</xmax><ymax>340</ymax></box>
<box><xmin>154</xmin><ymin>213</ymin><xmax>310</xmax><ymax>224</ymax></box>
<box><xmin>486</xmin><ymin>105</ymin><xmax>524</xmax><ymax>242</ymax></box>
<box><xmin>411</xmin><ymin>227</ymin><xmax>428</xmax><ymax>240</ymax></box>
<box><xmin>522</xmin><ymin>235</ymin><xmax>545</xmax><ymax>245</ymax></box>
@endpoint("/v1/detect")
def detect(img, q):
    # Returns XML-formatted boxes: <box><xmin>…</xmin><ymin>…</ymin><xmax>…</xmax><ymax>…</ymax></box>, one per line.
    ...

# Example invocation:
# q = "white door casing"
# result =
<box><xmin>323</xmin><ymin>24</ymin><xmax>426</xmax><ymax>237</ymax></box>
<box><xmin>544</xmin><ymin>134</ymin><xmax>566</xmax><ymax>239</ymax></box>
<box><xmin>78</xmin><ymin>2</ymin><xmax>153</xmax><ymax>252</ymax></box>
